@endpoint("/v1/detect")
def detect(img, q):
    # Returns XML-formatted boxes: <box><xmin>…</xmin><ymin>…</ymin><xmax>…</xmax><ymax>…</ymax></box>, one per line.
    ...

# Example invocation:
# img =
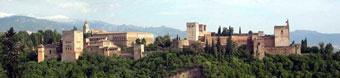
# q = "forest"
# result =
<box><xmin>0</xmin><ymin>27</ymin><xmax>340</xmax><ymax>78</ymax></box>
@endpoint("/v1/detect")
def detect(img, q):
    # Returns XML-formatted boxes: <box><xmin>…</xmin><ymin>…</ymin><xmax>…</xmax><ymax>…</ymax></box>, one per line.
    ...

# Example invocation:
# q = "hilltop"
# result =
<box><xmin>0</xmin><ymin>16</ymin><xmax>186</xmax><ymax>37</ymax></box>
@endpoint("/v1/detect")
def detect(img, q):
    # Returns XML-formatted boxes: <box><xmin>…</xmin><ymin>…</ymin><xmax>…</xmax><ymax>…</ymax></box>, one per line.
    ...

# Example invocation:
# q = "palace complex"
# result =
<box><xmin>37</xmin><ymin>19</ymin><xmax>300</xmax><ymax>62</ymax></box>
<box><xmin>180</xmin><ymin>19</ymin><xmax>301</xmax><ymax>60</ymax></box>
<box><xmin>37</xmin><ymin>21</ymin><xmax>154</xmax><ymax>62</ymax></box>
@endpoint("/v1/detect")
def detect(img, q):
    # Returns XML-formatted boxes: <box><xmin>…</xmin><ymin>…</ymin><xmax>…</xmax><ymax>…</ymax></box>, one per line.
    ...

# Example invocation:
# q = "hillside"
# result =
<box><xmin>290</xmin><ymin>30</ymin><xmax>340</xmax><ymax>50</ymax></box>
<box><xmin>0</xmin><ymin>16</ymin><xmax>186</xmax><ymax>37</ymax></box>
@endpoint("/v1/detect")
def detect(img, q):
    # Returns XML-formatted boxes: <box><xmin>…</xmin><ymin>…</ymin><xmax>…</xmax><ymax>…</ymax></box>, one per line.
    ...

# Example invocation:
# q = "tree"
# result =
<box><xmin>222</xmin><ymin>27</ymin><xmax>228</xmax><ymax>36</ymax></box>
<box><xmin>84</xmin><ymin>33</ymin><xmax>91</xmax><ymax>38</ymax></box>
<box><xmin>205</xmin><ymin>41</ymin><xmax>210</xmax><ymax>53</ymax></box>
<box><xmin>135</xmin><ymin>39</ymin><xmax>141</xmax><ymax>44</ymax></box>
<box><xmin>226</xmin><ymin>26</ymin><xmax>234</xmax><ymax>55</ymax></box>
<box><xmin>318</xmin><ymin>42</ymin><xmax>326</xmax><ymax>54</ymax></box>
<box><xmin>325</xmin><ymin>43</ymin><xmax>334</xmax><ymax>54</ymax></box>
<box><xmin>301</xmin><ymin>38</ymin><xmax>308</xmax><ymax>53</ymax></box>
<box><xmin>141</xmin><ymin>38</ymin><xmax>146</xmax><ymax>46</ymax></box>
<box><xmin>210</xmin><ymin>40</ymin><xmax>215</xmax><ymax>54</ymax></box>
<box><xmin>310</xmin><ymin>46</ymin><xmax>320</xmax><ymax>53</ymax></box>
<box><xmin>73</xmin><ymin>26</ymin><xmax>77</xmax><ymax>30</ymax></box>
<box><xmin>2</xmin><ymin>27</ymin><xmax>20</xmax><ymax>78</ymax></box>
<box><xmin>0</xmin><ymin>64</ymin><xmax>7</xmax><ymax>78</ymax></box>
<box><xmin>218</xmin><ymin>26</ymin><xmax>221</xmax><ymax>36</ymax></box>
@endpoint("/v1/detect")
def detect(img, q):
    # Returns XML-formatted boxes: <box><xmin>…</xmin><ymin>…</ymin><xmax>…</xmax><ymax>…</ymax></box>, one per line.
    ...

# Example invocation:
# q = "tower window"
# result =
<box><xmin>281</xmin><ymin>30</ymin><xmax>283</xmax><ymax>33</ymax></box>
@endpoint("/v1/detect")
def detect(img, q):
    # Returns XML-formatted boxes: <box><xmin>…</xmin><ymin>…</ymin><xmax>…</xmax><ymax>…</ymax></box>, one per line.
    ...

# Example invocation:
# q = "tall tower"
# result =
<box><xmin>83</xmin><ymin>21</ymin><xmax>90</xmax><ymax>33</ymax></box>
<box><xmin>186</xmin><ymin>22</ymin><xmax>199</xmax><ymax>41</ymax></box>
<box><xmin>37</xmin><ymin>45</ymin><xmax>45</xmax><ymax>63</ymax></box>
<box><xmin>274</xmin><ymin>19</ymin><xmax>290</xmax><ymax>46</ymax></box>
<box><xmin>62</xmin><ymin>30</ymin><xmax>83</xmax><ymax>61</ymax></box>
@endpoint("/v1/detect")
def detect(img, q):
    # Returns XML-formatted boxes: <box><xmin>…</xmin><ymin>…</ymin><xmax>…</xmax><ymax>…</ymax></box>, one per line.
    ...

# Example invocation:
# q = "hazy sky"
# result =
<box><xmin>0</xmin><ymin>0</ymin><xmax>339</xmax><ymax>34</ymax></box>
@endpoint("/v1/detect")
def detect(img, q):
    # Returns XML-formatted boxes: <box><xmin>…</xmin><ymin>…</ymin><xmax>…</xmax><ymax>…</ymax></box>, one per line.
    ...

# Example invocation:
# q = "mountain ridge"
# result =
<box><xmin>0</xmin><ymin>15</ymin><xmax>186</xmax><ymax>37</ymax></box>
<box><xmin>0</xmin><ymin>16</ymin><xmax>339</xmax><ymax>50</ymax></box>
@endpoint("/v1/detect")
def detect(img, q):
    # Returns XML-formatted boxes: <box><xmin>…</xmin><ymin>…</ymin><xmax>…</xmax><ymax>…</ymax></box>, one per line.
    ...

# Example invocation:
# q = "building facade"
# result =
<box><xmin>90</xmin><ymin>32</ymin><xmax>154</xmax><ymax>47</ymax></box>
<box><xmin>37</xmin><ymin>21</ymin><xmax>155</xmax><ymax>62</ymax></box>
<box><xmin>185</xmin><ymin>20</ymin><xmax>301</xmax><ymax>60</ymax></box>
<box><xmin>61</xmin><ymin>30</ymin><xmax>84</xmax><ymax>61</ymax></box>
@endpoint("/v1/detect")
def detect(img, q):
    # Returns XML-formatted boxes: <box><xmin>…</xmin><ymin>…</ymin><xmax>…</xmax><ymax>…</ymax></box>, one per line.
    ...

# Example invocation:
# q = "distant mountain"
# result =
<box><xmin>0</xmin><ymin>16</ymin><xmax>71</xmax><ymax>32</ymax></box>
<box><xmin>290</xmin><ymin>30</ymin><xmax>340</xmax><ymax>50</ymax></box>
<box><xmin>0</xmin><ymin>16</ymin><xmax>186</xmax><ymax>37</ymax></box>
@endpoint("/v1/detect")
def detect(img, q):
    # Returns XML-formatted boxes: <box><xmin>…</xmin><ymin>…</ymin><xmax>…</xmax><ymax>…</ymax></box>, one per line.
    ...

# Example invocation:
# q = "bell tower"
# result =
<box><xmin>83</xmin><ymin>20</ymin><xmax>90</xmax><ymax>33</ymax></box>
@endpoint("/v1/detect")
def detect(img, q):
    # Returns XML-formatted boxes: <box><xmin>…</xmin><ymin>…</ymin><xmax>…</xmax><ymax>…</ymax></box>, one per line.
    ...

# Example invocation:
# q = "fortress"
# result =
<box><xmin>37</xmin><ymin>21</ymin><xmax>154</xmax><ymax>62</ymax></box>
<box><xmin>183</xmin><ymin>20</ymin><xmax>301</xmax><ymax>60</ymax></box>
<box><xmin>37</xmin><ymin>19</ymin><xmax>301</xmax><ymax>62</ymax></box>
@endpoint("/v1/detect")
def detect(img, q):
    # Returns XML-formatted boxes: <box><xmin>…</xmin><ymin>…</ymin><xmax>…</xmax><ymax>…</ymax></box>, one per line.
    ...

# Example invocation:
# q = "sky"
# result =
<box><xmin>0</xmin><ymin>0</ymin><xmax>340</xmax><ymax>34</ymax></box>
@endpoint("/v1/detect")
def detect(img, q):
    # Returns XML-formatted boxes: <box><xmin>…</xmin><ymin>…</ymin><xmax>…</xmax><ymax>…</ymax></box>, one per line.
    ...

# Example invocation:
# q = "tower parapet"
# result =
<box><xmin>186</xmin><ymin>22</ymin><xmax>199</xmax><ymax>41</ymax></box>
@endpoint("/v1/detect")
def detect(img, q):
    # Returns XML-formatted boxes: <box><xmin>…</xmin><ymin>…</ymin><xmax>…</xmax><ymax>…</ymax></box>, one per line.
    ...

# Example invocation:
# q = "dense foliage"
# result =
<box><xmin>0</xmin><ymin>27</ymin><xmax>339</xmax><ymax>78</ymax></box>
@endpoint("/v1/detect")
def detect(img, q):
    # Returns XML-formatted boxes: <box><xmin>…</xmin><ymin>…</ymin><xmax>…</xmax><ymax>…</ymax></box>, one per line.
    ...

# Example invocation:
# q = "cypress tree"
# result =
<box><xmin>2</xmin><ymin>27</ymin><xmax>19</xmax><ymax>78</ymax></box>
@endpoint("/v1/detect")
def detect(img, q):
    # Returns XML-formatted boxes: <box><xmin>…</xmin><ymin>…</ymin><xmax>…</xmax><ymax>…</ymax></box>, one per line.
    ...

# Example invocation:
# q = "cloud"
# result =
<box><xmin>0</xmin><ymin>12</ymin><xmax>14</xmax><ymax>18</ymax></box>
<box><xmin>42</xmin><ymin>0</ymin><xmax>89</xmax><ymax>13</ymax></box>
<box><xmin>38</xmin><ymin>15</ymin><xmax>74</xmax><ymax>22</ymax></box>
<box><xmin>37</xmin><ymin>15</ymin><xmax>69</xmax><ymax>19</ymax></box>
<box><xmin>26</xmin><ymin>13</ymin><xmax>73</xmax><ymax>22</ymax></box>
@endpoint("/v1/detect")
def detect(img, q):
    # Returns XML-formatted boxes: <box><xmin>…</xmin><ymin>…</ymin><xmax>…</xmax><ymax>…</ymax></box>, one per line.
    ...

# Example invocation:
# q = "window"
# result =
<box><xmin>281</xmin><ymin>30</ymin><xmax>283</xmax><ymax>33</ymax></box>
<box><xmin>49</xmin><ymin>50</ymin><xmax>52</xmax><ymax>54</ymax></box>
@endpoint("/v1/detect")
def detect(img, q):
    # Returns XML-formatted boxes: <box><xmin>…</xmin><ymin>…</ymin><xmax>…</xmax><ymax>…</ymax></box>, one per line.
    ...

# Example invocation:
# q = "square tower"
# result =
<box><xmin>134</xmin><ymin>44</ymin><xmax>144</xmax><ymax>60</ymax></box>
<box><xmin>37</xmin><ymin>45</ymin><xmax>45</xmax><ymax>63</ymax></box>
<box><xmin>62</xmin><ymin>30</ymin><xmax>83</xmax><ymax>61</ymax></box>
<box><xmin>274</xmin><ymin>26</ymin><xmax>290</xmax><ymax>46</ymax></box>
<box><xmin>199</xmin><ymin>24</ymin><xmax>206</xmax><ymax>36</ymax></box>
<box><xmin>186</xmin><ymin>22</ymin><xmax>199</xmax><ymax>41</ymax></box>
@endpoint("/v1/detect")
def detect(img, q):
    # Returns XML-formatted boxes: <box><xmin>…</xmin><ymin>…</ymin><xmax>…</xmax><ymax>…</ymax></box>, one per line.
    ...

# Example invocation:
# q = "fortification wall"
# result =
<box><xmin>264</xmin><ymin>45</ymin><xmax>301</xmax><ymax>55</ymax></box>
<box><xmin>263</xmin><ymin>36</ymin><xmax>275</xmax><ymax>47</ymax></box>
<box><xmin>207</xmin><ymin>35</ymin><xmax>257</xmax><ymax>46</ymax></box>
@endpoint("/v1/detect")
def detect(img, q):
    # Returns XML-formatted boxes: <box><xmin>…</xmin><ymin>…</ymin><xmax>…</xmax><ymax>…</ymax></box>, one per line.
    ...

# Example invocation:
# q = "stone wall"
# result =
<box><xmin>263</xmin><ymin>36</ymin><xmax>275</xmax><ymax>47</ymax></box>
<box><xmin>92</xmin><ymin>32</ymin><xmax>154</xmax><ymax>47</ymax></box>
<box><xmin>207</xmin><ymin>34</ymin><xmax>258</xmax><ymax>46</ymax></box>
<box><xmin>264</xmin><ymin>44</ymin><xmax>301</xmax><ymax>56</ymax></box>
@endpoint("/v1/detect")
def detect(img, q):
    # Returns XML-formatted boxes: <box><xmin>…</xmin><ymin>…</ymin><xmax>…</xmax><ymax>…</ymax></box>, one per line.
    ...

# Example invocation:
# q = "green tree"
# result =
<box><xmin>222</xmin><ymin>27</ymin><xmax>228</xmax><ymax>36</ymax></box>
<box><xmin>319</xmin><ymin>42</ymin><xmax>325</xmax><ymax>53</ymax></box>
<box><xmin>135</xmin><ymin>38</ymin><xmax>141</xmax><ymax>44</ymax></box>
<box><xmin>310</xmin><ymin>46</ymin><xmax>320</xmax><ymax>53</ymax></box>
<box><xmin>218</xmin><ymin>26</ymin><xmax>221</xmax><ymax>36</ymax></box>
<box><xmin>141</xmin><ymin>38</ymin><xmax>146</xmax><ymax>46</ymax></box>
<box><xmin>325</xmin><ymin>43</ymin><xmax>334</xmax><ymax>54</ymax></box>
<box><xmin>2</xmin><ymin>27</ymin><xmax>20</xmax><ymax>78</ymax></box>
<box><xmin>73</xmin><ymin>26</ymin><xmax>77</xmax><ymax>30</ymax></box>
<box><xmin>205</xmin><ymin>41</ymin><xmax>210</xmax><ymax>53</ymax></box>
<box><xmin>226</xmin><ymin>26</ymin><xmax>234</xmax><ymax>55</ymax></box>
<box><xmin>301</xmin><ymin>38</ymin><xmax>308</xmax><ymax>53</ymax></box>
<box><xmin>0</xmin><ymin>64</ymin><xmax>7</xmax><ymax>78</ymax></box>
